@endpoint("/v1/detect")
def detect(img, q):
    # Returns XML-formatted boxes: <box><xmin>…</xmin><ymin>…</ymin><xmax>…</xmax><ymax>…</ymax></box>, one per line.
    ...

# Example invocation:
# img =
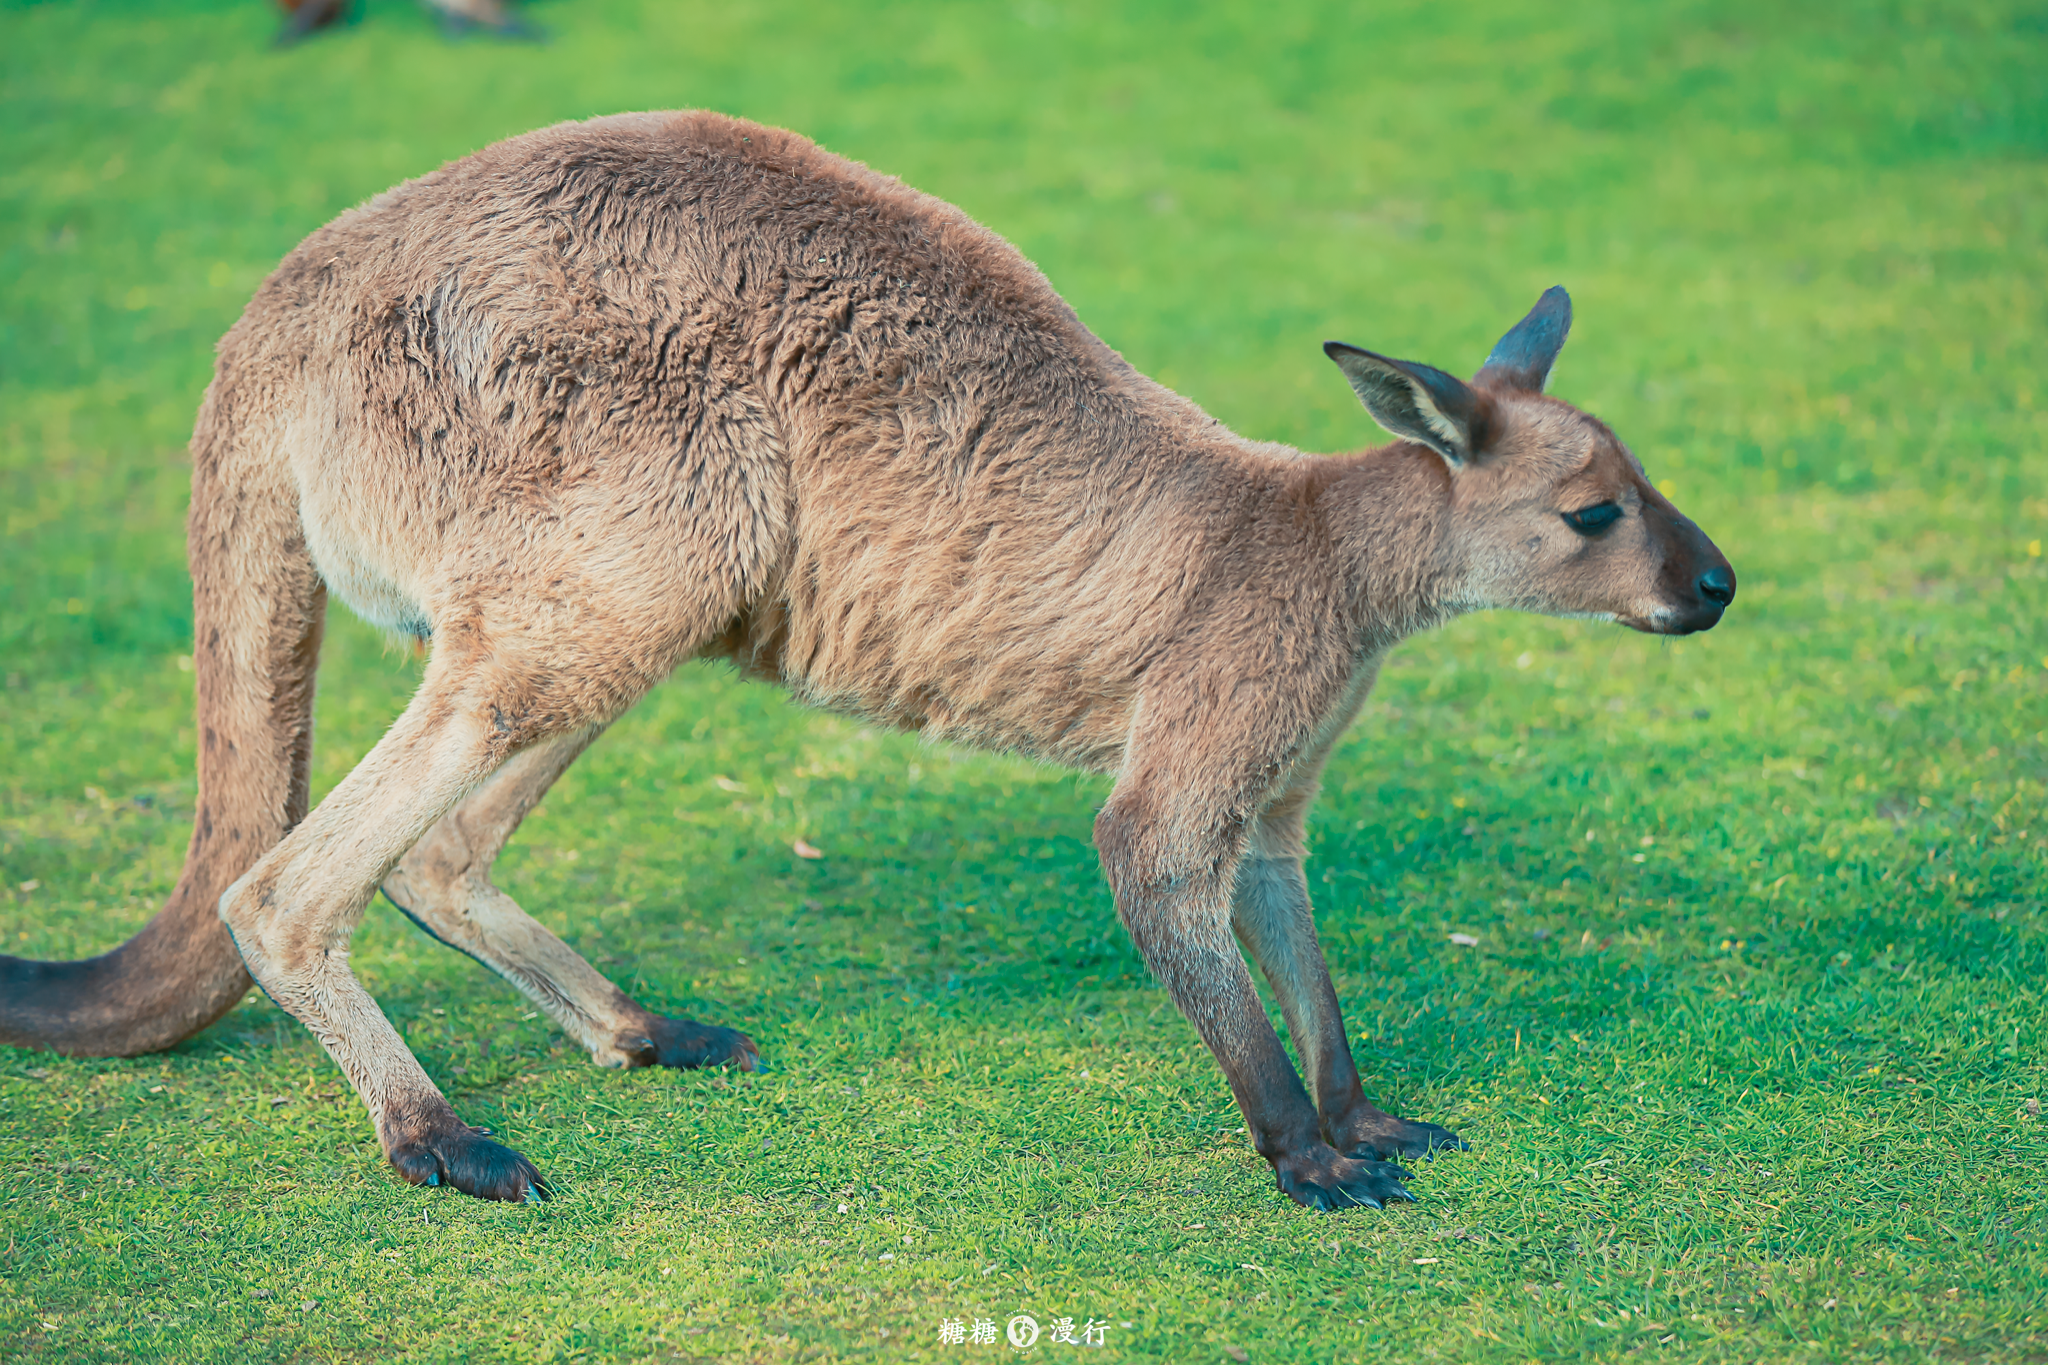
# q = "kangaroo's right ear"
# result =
<box><xmin>1323</xmin><ymin>341</ymin><xmax>1479</xmax><ymax>466</ymax></box>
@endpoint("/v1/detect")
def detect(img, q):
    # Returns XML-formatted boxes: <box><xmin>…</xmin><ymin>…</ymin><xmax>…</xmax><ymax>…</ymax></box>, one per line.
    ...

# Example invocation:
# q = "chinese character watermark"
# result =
<box><xmin>933</xmin><ymin>1311</ymin><xmax>1113</xmax><ymax>1348</ymax></box>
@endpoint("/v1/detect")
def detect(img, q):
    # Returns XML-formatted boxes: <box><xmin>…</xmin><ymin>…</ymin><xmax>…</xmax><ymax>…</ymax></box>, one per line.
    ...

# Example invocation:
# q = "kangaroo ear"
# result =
<box><xmin>1475</xmin><ymin>285</ymin><xmax>1572</xmax><ymax>393</ymax></box>
<box><xmin>1323</xmin><ymin>341</ymin><xmax>1478</xmax><ymax>465</ymax></box>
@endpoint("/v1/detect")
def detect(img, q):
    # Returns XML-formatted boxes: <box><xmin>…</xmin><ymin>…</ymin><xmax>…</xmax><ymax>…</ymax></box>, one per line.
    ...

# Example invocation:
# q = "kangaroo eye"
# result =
<box><xmin>1561</xmin><ymin>502</ymin><xmax>1623</xmax><ymax>535</ymax></box>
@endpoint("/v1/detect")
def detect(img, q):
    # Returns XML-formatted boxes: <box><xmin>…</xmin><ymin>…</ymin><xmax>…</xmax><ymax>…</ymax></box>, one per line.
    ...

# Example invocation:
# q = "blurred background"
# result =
<box><xmin>4</xmin><ymin>0</ymin><xmax>2041</xmax><ymax>668</ymax></box>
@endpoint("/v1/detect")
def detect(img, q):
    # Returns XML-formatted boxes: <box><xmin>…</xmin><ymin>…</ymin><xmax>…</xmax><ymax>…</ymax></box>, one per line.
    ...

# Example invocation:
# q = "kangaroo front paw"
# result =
<box><xmin>1273</xmin><ymin>1144</ymin><xmax>1418</xmax><ymax>1212</ymax></box>
<box><xmin>617</xmin><ymin>1015</ymin><xmax>761</xmax><ymax>1072</ymax></box>
<box><xmin>384</xmin><ymin>1111</ymin><xmax>549</xmax><ymax>1203</ymax></box>
<box><xmin>1330</xmin><ymin>1109</ymin><xmax>1468</xmax><ymax>1163</ymax></box>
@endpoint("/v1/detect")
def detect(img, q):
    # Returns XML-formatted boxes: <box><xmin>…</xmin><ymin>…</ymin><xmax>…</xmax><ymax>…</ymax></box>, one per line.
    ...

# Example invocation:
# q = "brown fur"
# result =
<box><xmin>0</xmin><ymin>112</ymin><xmax>1732</xmax><ymax>1209</ymax></box>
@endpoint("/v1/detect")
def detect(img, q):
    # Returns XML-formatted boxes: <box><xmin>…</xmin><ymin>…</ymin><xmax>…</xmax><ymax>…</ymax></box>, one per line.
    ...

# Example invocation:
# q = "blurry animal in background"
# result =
<box><xmin>272</xmin><ymin>0</ymin><xmax>348</xmax><ymax>45</ymax></box>
<box><xmin>422</xmin><ymin>0</ymin><xmax>540</xmax><ymax>39</ymax></box>
<box><xmin>272</xmin><ymin>0</ymin><xmax>538</xmax><ymax>46</ymax></box>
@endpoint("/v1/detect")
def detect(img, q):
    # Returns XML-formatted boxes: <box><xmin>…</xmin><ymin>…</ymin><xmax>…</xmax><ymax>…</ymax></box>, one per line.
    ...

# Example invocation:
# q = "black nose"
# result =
<box><xmin>1697</xmin><ymin>564</ymin><xmax>1735</xmax><ymax>608</ymax></box>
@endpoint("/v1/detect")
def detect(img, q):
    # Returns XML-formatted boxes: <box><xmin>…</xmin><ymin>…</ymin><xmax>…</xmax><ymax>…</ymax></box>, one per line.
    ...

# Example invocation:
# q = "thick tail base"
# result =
<box><xmin>0</xmin><ymin>895</ymin><xmax>253</xmax><ymax>1057</ymax></box>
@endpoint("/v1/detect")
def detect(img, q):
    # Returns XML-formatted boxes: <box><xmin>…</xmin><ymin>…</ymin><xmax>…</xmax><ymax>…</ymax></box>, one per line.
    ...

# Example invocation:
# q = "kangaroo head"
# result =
<box><xmin>1325</xmin><ymin>287</ymin><xmax>1734</xmax><ymax>636</ymax></box>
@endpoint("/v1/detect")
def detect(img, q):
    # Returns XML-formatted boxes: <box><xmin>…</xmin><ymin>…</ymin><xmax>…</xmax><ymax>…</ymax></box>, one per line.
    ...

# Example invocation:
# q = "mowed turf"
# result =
<box><xmin>3</xmin><ymin>0</ymin><xmax>2045</xmax><ymax>1359</ymax></box>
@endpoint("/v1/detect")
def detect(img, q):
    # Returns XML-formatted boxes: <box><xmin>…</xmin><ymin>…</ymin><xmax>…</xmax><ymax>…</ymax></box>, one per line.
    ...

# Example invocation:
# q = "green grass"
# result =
<box><xmin>3</xmin><ymin>0</ymin><xmax>2046</xmax><ymax>1359</ymax></box>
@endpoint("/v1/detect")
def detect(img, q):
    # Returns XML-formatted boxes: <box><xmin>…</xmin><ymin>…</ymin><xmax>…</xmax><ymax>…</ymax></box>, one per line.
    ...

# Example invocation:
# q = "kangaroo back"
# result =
<box><xmin>0</xmin><ymin>347</ymin><xmax>326</xmax><ymax>1056</ymax></box>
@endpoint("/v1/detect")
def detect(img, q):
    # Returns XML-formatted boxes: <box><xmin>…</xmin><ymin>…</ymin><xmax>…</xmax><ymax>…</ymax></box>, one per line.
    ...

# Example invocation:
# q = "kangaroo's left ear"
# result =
<box><xmin>1323</xmin><ymin>341</ymin><xmax>1479</xmax><ymax>466</ymax></box>
<box><xmin>1475</xmin><ymin>285</ymin><xmax>1572</xmax><ymax>393</ymax></box>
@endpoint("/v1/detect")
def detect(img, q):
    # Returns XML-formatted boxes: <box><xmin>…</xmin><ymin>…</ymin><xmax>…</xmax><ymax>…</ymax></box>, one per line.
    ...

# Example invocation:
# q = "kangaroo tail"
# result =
<box><xmin>0</xmin><ymin>357</ymin><xmax>325</xmax><ymax>1057</ymax></box>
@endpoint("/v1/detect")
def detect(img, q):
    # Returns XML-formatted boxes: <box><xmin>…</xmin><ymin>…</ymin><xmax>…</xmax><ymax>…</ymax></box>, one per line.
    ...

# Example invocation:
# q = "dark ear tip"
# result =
<box><xmin>1323</xmin><ymin>339</ymin><xmax>1357</xmax><ymax>360</ymax></box>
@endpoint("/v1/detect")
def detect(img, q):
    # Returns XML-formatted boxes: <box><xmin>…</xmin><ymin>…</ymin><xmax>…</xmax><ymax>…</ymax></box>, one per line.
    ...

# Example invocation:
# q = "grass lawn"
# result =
<box><xmin>3</xmin><ymin>0</ymin><xmax>2046</xmax><ymax>1359</ymax></box>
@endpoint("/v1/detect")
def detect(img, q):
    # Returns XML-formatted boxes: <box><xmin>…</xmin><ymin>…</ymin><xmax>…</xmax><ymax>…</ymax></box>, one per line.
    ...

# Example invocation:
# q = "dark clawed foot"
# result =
<box><xmin>618</xmin><ymin>1016</ymin><xmax>761</xmax><ymax>1072</ymax></box>
<box><xmin>385</xmin><ymin>1115</ymin><xmax>549</xmax><ymax>1203</ymax></box>
<box><xmin>1274</xmin><ymin>1145</ymin><xmax>1418</xmax><ymax>1213</ymax></box>
<box><xmin>1338</xmin><ymin>1115</ymin><xmax>1468</xmax><ymax>1164</ymax></box>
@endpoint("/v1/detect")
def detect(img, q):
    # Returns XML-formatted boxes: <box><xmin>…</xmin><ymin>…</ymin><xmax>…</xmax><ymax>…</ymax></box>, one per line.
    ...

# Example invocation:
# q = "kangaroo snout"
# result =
<box><xmin>1651</xmin><ymin>548</ymin><xmax>1736</xmax><ymax>636</ymax></box>
<box><xmin>1697</xmin><ymin>562</ymin><xmax>1736</xmax><ymax>611</ymax></box>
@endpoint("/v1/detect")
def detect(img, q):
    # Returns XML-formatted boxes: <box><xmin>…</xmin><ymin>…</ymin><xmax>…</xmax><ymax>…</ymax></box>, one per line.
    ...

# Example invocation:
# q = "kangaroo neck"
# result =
<box><xmin>1318</xmin><ymin>442</ymin><xmax>1461</xmax><ymax>653</ymax></box>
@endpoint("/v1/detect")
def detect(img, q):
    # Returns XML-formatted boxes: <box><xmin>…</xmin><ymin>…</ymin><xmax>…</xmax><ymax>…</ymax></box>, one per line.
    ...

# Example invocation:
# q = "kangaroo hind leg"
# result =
<box><xmin>381</xmin><ymin>725</ymin><xmax>759</xmax><ymax>1073</ymax></box>
<box><xmin>219</xmin><ymin>650</ymin><xmax>626</xmax><ymax>1202</ymax></box>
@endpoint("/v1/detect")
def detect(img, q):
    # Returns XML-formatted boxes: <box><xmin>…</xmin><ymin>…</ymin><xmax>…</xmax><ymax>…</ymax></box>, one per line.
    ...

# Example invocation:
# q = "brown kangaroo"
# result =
<box><xmin>0</xmin><ymin>111</ymin><xmax>1733</xmax><ymax>1211</ymax></box>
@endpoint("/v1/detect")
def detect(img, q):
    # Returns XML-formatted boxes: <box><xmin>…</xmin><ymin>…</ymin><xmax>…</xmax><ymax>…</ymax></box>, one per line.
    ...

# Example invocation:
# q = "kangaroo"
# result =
<box><xmin>0</xmin><ymin>111</ymin><xmax>1733</xmax><ymax>1211</ymax></box>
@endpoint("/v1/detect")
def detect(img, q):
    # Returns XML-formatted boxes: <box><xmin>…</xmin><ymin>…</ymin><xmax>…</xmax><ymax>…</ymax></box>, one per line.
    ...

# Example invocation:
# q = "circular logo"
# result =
<box><xmin>1006</xmin><ymin>1314</ymin><xmax>1041</xmax><ymax>1349</ymax></box>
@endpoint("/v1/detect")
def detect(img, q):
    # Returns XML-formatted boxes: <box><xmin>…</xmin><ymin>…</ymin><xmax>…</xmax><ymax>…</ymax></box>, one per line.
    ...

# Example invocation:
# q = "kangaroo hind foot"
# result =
<box><xmin>385</xmin><ymin>1107</ymin><xmax>550</xmax><ymax>1202</ymax></box>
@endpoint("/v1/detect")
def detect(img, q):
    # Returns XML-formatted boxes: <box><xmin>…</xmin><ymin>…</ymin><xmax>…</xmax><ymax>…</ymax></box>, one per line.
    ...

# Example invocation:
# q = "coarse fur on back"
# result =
<box><xmin>1</xmin><ymin>112</ymin><xmax>1734</xmax><ymax>1210</ymax></box>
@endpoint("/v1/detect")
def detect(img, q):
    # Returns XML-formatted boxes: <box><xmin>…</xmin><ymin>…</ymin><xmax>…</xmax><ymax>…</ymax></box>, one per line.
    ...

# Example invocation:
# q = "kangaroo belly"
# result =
<box><xmin>301</xmin><ymin>508</ymin><xmax>432</xmax><ymax>641</ymax></box>
<box><xmin>708</xmin><ymin>596</ymin><xmax>1141</xmax><ymax>773</ymax></box>
<box><xmin>709</xmin><ymin>479</ymin><xmax>1201</xmax><ymax>773</ymax></box>
<box><xmin>266</xmin><ymin>397</ymin><xmax>437</xmax><ymax>642</ymax></box>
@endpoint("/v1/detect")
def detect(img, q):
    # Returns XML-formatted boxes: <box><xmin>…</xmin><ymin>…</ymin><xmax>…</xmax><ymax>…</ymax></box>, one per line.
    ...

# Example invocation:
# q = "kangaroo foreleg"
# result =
<box><xmin>1095</xmin><ymin>784</ymin><xmax>1416</xmax><ymax>1213</ymax></box>
<box><xmin>1230</xmin><ymin>828</ymin><xmax>1465</xmax><ymax>1163</ymax></box>
<box><xmin>380</xmin><ymin>726</ymin><xmax>758</xmax><ymax>1072</ymax></box>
